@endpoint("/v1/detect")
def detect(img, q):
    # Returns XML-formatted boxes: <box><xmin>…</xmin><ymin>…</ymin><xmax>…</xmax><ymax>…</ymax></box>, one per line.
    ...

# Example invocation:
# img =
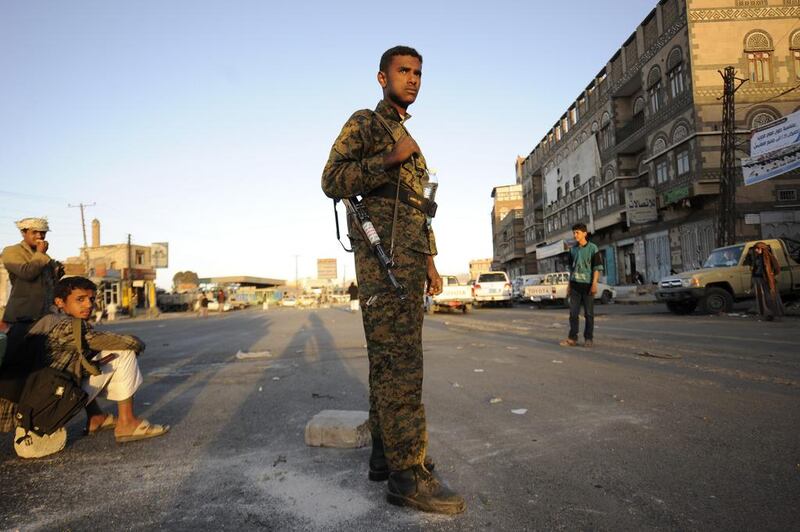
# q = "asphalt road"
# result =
<box><xmin>1</xmin><ymin>304</ymin><xmax>798</xmax><ymax>531</ymax></box>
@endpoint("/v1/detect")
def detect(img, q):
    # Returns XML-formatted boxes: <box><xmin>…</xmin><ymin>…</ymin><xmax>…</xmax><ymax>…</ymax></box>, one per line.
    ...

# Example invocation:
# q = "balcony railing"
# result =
<box><xmin>616</xmin><ymin>112</ymin><xmax>645</xmax><ymax>144</ymax></box>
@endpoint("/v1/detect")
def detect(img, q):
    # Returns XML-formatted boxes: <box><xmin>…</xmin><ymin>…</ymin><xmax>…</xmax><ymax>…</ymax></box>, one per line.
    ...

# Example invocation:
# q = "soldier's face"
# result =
<box><xmin>55</xmin><ymin>288</ymin><xmax>96</xmax><ymax>320</ymax></box>
<box><xmin>379</xmin><ymin>55</ymin><xmax>422</xmax><ymax>109</ymax></box>
<box><xmin>22</xmin><ymin>229</ymin><xmax>47</xmax><ymax>248</ymax></box>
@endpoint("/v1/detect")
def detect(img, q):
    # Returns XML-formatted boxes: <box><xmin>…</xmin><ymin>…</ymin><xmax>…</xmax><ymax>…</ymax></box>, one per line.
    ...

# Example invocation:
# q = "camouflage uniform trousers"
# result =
<box><xmin>353</xmin><ymin>238</ymin><xmax>428</xmax><ymax>472</ymax></box>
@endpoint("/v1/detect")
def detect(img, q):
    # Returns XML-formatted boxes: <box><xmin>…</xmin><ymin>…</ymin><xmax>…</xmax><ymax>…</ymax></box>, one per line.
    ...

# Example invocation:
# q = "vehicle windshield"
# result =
<box><xmin>478</xmin><ymin>273</ymin><xmax>507</xmax><ymax>283</ymax></box>
<box><xmin>703</xmin><ymin>245</ymin><xmax>744</xmax><ymax>268</ymax></box>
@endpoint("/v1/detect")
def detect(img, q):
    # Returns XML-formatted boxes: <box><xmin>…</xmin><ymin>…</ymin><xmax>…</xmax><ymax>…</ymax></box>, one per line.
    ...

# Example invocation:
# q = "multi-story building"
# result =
<box><xmin>518</xmin><ymin>0</ymin><xmax>800</xmax><ymax>285</ymax></box>
<box><xmin>469</xmin><ymin>258</ymin><xmax>493</xmax><ymax>280</ymax></box>
<box><xmin>64</xmin><ymin>219</ymin><xmax>160</xmax><ymax>312</ymax></box>
<box><xmin>490</xmin><ymin>184</ymin><xmax>524</xmax><ymax>274</ymax></box>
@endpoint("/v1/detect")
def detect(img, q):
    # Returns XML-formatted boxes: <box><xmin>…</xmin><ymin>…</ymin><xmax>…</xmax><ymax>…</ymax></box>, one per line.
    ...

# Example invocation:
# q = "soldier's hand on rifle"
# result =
<box><xmin>35</xmin><ymin>239</ymin><xmax>49</xmax><ymax>254</ymax></box>
<box><xmin>426</xmin><ymin>256</ymin><xmax>443</xmax><ymax>296</ymax></box>
<box><xmin>383</xmin><ymin>137</ymin><xmax>420</xmax><ymax>169</ymax></box>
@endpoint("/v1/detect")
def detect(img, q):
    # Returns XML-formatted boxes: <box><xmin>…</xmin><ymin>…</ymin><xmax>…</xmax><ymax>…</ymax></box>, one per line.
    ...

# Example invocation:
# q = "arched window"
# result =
<box><xmin>598</xmin><ymin>113</ymin><xmax>612</xmax><ymax>150</ymax></box>
<box><xmin>605</xmin><ymin>167</ymin><xmax>615</xmax><ymax>182</ymax></box>
<box><xmin>653</xmin><ymin>136</ymin><xmax>667</xmax><ymax>153</ymax></box>
<box><xmin>647</xmin><ymin>66</ymin><xmax>664</xmax><ymax>114</ymax></box>
<box><xmin>745</xmin><ymin>31</ymin><xmax>773</xmax><ymax>83</ymax></box>
<box><xmin>751</xmin><ymin>111</ymin><xmax>777</xmax><ymax>130</ymax></box>
<box><xmin>633</xmin><ymin>96</ymin><xmax>646</xmax><ymax>116</ymax></box>
<box><xmin>672</xmin><ymin>124</ymin><xmax>689</xmax><ymax>143</ymax></box>
<box><xmin>791</xmin><ymin>31</ymin><xmax>800</xmax><ymax>80</ymax></box>
<box><xmin>667</xmin><ymin>48</ymin><xmax>685</xmax><ymax>97</ymax></box>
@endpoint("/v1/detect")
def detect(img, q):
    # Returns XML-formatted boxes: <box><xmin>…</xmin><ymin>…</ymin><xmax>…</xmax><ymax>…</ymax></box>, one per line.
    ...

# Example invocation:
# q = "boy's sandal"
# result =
<box><xmin>85</xmin><ymin>414</ymin><xmax>116</xmax><ymax>435</ymax></box>
<box><xmin>115</xmin><ymin>420</ymin><xmax>170</xmax><ymax>443</ymax></box>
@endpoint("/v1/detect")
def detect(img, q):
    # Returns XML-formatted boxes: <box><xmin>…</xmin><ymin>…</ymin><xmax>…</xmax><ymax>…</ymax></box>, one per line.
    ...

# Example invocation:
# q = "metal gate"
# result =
<box><xmin>679</xmin><ymin>220</ymin><xmax>716</xmax><ymax>272</ymax></box>
<box><xmin>645</xmin><ymin>231</ymin><xmax>670</xmax><ymax>283</ymax></box>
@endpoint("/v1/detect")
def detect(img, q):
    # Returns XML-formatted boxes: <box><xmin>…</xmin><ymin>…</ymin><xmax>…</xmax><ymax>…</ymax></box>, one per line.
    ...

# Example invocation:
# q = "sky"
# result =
<box><xmin>0</xmin><ymin>0</ymin><xmax>657</xmax><ymax>289</ymax></box>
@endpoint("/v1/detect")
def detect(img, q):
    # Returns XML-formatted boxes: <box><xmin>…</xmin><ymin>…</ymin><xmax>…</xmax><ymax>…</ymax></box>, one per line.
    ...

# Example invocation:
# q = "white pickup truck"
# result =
<box><xmin>524</xmin><ymin>272</ymin><xmax>616</xmax><ymax>305</ymax></box>
<box><xmin>473</xmin><ymin>271</ymin><xmax>513</xmax><ymax>307</ymax></box>
<box><xmin>429</xmin><ymin>276</ymin><xmax>473</xmax><ymax>313</ymax></box>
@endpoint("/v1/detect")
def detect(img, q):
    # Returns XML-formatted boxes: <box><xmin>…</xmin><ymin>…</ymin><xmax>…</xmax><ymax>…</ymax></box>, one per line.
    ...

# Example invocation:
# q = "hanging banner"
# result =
<box><xmin>743</xmin><ymin>109</ymin><xmax>800</xmax><ymax>186</ymax></box>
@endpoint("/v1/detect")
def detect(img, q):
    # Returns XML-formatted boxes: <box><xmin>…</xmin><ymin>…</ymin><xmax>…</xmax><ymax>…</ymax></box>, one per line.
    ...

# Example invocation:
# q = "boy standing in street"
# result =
<box><xmin>561</xmin><ymin>223</ymin><xmax>604</xmax><ymax>348</ymax></box>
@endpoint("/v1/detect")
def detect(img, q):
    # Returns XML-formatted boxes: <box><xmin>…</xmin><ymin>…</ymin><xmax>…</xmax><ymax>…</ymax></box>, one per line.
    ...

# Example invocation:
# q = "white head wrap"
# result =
<box><xmin>15</xmin><ymin>217</ymin><xmax>50</xmax><ymax>232</ymax></box>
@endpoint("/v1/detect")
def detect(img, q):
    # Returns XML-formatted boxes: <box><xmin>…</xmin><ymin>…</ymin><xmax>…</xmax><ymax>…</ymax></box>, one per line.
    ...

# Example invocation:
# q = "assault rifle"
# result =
<box><xmin>333</xmin><ymin>197</ymin><xmax>406</xmax><ymax>299</ymax></box>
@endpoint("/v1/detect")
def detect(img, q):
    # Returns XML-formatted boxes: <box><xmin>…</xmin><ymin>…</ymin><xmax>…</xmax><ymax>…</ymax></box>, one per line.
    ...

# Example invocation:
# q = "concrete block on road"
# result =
<box><xmin>305</xmin><ymin>410</ymin><xmax>370</xmax><ymax>449</ymax></box>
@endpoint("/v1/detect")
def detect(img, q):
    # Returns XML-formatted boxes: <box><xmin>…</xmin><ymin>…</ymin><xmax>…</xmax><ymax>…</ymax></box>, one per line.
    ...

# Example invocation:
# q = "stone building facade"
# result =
<box><xmin>490</xmin><ymin>184</ymin><xmax>524</xmax><ymax>274</ymax></box>
<box><xmin>519</xmin><ymin>0</ymin><xmax>800</xmax><ymax>285</ymax></box>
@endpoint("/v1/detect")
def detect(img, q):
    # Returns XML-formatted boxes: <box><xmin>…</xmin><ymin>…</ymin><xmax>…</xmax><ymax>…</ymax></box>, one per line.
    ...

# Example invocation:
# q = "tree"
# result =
<box><xmin>172</xmin><ymin>271</ymin><xmax>199</xmax><ymax>292</ymax></box>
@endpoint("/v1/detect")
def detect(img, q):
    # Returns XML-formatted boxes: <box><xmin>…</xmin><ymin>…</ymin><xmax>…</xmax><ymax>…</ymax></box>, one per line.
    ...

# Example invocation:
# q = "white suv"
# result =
<box><xmin>473</xmin><ymin>271</ymin><xmax>513</xmax><ymax>307</ymax></box>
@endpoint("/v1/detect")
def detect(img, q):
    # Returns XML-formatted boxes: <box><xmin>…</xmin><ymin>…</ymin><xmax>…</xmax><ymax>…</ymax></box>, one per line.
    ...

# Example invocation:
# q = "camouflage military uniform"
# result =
<box><xmin>322</xmin><ymin>99</ymin><xmax>436</xmax><ymax>471</ymax></box>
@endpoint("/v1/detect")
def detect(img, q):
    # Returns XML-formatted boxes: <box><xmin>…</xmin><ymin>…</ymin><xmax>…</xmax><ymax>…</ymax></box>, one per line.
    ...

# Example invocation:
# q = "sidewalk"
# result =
<box><xmin>613</xmin><ymin>284</ymin><xmax>658</xmax><ymax>305</ymax></box>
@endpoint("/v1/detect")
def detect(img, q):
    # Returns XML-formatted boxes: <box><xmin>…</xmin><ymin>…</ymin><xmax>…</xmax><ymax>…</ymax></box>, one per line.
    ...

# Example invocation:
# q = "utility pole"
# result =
<box><xmin>716</xmin><ymin>67</ymin><xmax>747</xmax><ymax>247</ymax></box>
<box><xmin>127</xmin><ymin>233</ymin><xmax>133</xmax><ymax>316</ymax></box>
<box><xmin>294</xmin><ymin>254</ymin><xmax>300</xmax><ymax>294</ymax></box>
<box><xmin>68</xmin><ymin>202</ymin><xmax>95</xmax><ymax>274</ymax></box>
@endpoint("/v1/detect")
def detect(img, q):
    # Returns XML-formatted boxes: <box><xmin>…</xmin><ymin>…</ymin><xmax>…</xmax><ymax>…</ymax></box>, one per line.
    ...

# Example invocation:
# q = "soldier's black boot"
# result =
<box><xmin>386</xmin><ymin>464</ymin><xmax>466</xmax><ymax>515</ymax></box>
<box><xmin>369</xmin><ymin>436</ymin><xmax>435</xmax><ymax>481</ymax></box>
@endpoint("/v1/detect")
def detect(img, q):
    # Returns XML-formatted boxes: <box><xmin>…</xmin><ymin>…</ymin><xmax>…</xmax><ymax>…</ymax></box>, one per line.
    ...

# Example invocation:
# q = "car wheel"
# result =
<box><xmin>600</xmin><ymin>290</ymin><xmax>612</xmax><ymax>305</ymax></box>
<box><xmin>701</xmin><ymin>287</ymin><xmax>733</xmax><ymax>314</ymax></box>
<box><xmin>666</xmin><ymin>300</ymin><xmax>698</xmax><ymax>315</ymax></box>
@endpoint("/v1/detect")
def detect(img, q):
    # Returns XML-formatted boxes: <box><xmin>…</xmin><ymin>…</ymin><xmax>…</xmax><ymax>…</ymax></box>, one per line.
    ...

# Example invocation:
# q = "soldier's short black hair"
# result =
<box><xmin>379</xmin><ymin>46</ymin><xmax>423</xmax><ymax>72</ymax></box>
<box><xmin>572</xmin><ymin>223</ymin><xmax>588</xmax><ymax>233</ymax></box>
<box><xmin>55</xmin><ymin>276</ymin><xmax>96</xmax><ymax>300</ymax></box>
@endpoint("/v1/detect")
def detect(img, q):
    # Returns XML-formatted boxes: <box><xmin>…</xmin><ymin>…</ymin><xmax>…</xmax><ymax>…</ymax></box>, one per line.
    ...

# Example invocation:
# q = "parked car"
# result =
<box><xmin>473</xmin><ymin>271</ymin><xmax>513</xmax><ymax>307</ymax></box>
<box><xmin>524</xmin><ymin>272</ymin><xmax>616</xmax><ymax>305</ymax></box>
<box><xmin>207</xmin><ymin>300</ymin><xmax>233</xmax><ymax>312</ymax></box>
<box><xmin>512</xmin><ymin>274</ymin><xmax>546</xmax><ymax>302</ymax></box>
<box><xmin>656</xmin><ymin>238</ymin><xmax>800</xmax><ymax>314</ymax></box>
<box><xmin>279</xmin><ymin>297</ymin><xmax>297</xmax><ymax>308</ymax></box>
<box><xmin>429</xmin><ymin>276</ymin><xmax>474</xmax><ymax>313</ymax></box>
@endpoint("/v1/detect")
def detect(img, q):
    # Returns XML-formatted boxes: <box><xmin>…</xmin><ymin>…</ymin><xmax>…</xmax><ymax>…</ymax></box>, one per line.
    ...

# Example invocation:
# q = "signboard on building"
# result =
<box><xmin>742</xmin><ymin>109</ymin><xmax>800</xmax><ymax>186</ymax></box>
<box><xmin>317</xmin><ymin>258</ymin><xmax>337</xmax><ymax>280</ymax></box>
<box><xmin>625</xmin><ymin>187</ymin><xmax>657</xmax><ymax>226</ymax></box>
<box><xmin>151</xmin><ymin>242</ymin><xmax>169</xmax><ymax>268</ymax></box>
<box><xmin>536</xmin><ymin>240</ymin><xmax>568</xmax><ymax>259</ymax></box>
<box><xmin>662</xmin><ymin>185</ymin><xmax>690</xmax><ymax>205</ymax></box>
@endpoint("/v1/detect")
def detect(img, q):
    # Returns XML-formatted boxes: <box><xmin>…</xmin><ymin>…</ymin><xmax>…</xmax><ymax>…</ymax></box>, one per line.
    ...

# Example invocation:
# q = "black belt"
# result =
<box><xmin>366</xmin><ymin>183</ymin><xmax>437</xmax><ymax>218</ymax></box>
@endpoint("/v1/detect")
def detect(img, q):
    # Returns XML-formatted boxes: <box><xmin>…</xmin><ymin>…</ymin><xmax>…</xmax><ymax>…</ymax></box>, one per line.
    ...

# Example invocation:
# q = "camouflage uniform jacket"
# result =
<box><xmin>1</xmin><ymin>241</ymin><xmax>61</xmax><ymax>323</ymax></box>
<box><xmin>0</xmin><ymin>315</ymin><xmax>145</xmax><ymax>432</ymax></box>
<box><xmin>321</xmin><ymin>99</ymin><xmax>437</xmax><ymax>256</ymax></box>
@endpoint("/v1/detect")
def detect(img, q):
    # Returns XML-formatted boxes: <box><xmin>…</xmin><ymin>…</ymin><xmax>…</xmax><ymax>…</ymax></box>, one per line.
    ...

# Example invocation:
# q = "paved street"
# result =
<box><xmin>1</xmin><ymin>304</ymin><xmax>799</xmax><ymax>531</ymax></box>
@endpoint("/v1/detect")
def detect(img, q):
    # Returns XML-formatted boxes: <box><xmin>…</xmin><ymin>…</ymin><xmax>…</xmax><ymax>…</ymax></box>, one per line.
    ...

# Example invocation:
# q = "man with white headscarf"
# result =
<box><xmin>1</xmin><ymin>218</ymin><xmax>64</xmax><ymax>324</ymax></box>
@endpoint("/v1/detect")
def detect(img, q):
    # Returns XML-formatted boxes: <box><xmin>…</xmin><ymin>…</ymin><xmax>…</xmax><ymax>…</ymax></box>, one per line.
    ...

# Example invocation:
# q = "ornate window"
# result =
<box><xmin>647</xmin><ymin>67</ymin><xmax>664</xmax><ymax>114</ymax></box>
<box><xmin>604</xmin><ymin>167</ymin><xmax>615</xmax><ymax>182</ymax></box>
<box><xmin>633</xmin><ymin>96</ymin><xmax>646</xmax><ymax>116</ymax></box>
<box><xmin>653</xmin><ymin>136</ymin><xmax>667</xmax><ymax>154</ymax></box>
<box><xmin>745</xmin><ymin>31</ymin><xmax>773</xmax><ymax>83</ymax></box>
<box><xmin>672</xmin><ymin>124</ymin><xmax>689</xmax><ymax>143</ymax></box>
<box><xmin>667</xmin><ymin>48</ymin><xmax>685</xmax><ymax>98</ymax></box>
<box><xmin>751</xmin><ymin>111</ymin><xmax>777</xmax><ymax>130</ymax></box>
<box><xmin>792</xmin><ymin>31</ymin><xmax>800</xmax><ymax>80</ymax></box>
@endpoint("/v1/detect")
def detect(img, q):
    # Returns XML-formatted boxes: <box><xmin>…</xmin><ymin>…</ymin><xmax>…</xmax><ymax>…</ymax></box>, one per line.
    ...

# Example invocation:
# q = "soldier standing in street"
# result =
<box><xmin>1</xmin><ymin>218</ymin><xmax>63</xmax><ymax>325</ymax></box>
<box><xmin>321</xmin><ymin>46</ymin><xmax>465</xmax><ymax>515</ymax></box>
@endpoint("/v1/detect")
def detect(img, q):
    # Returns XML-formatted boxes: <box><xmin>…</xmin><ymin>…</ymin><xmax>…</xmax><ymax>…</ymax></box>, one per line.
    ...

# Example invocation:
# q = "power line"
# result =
<box><xmin>738</xmin><ymin>81</ymin><xmax>800</xmax><ymax>112</ymax></box>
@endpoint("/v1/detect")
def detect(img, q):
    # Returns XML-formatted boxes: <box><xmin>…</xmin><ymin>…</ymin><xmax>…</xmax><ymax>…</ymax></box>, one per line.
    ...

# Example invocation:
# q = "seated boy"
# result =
<box><xmin>27</xmin><ymin>276</ymin><xmax>168</xmax><ymax>443</ymax></box>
